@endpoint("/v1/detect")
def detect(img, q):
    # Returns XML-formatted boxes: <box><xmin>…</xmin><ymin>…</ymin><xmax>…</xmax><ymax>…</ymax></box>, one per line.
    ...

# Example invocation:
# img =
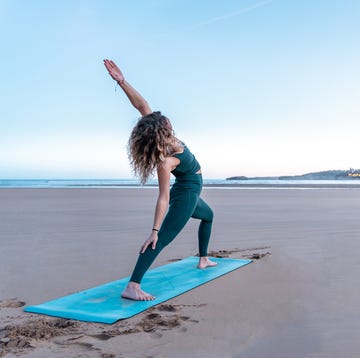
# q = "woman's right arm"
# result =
<box><xmin>139</xmin><ymin>158</ymin><xmax>177</xmax><ymax>254</ymax></box>
<box><xmin>104</xmin><ymin>59</ymin><xmax>152</xmax><ymax>116</ymax></box>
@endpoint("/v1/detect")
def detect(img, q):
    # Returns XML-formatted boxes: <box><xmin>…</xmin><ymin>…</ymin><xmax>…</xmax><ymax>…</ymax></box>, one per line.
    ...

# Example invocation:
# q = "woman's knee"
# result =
<box><xmin>205</xmin><ymin>206</ymin><xmax>214</xmax><ymax>223</ymax></box>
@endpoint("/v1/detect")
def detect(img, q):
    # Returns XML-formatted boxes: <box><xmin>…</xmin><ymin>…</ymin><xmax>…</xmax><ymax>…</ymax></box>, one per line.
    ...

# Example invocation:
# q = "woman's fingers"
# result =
<box><xmin>140</xmin><ymin>238</ymin><xmax>157</xmax><ymax>254</ymax></box>
<box><xmin>103</xmin><ymin>59</ymin><xmax>114</xmax><ymax>71</ymax></box>
<box><xmin>140</xmin><ymin>241</ymin><xmax>150</xmax><ymax>254</ymax></box>
<box><xmin>104</xmin><ymin>59</ymin><xmax>112</xmax><ymax>66</ymax></box>
<box><xmin>110</xmin><ymin>60</ymin><xmax>118</xmax><ymax>69</ymax></box>
<box><xmin>152</xmin><ymin>239</ymin><xmax>157</xmax><ymax>250</ymax></box>
<box><xmin>104</xmin><ymin>59</ymin><xmax>117</xmax><ymax>71</ymax></box>
<box><xmin>103</xmin><ymin>60</ymin><xmax>112</xmax><ymax>72</ymax></box>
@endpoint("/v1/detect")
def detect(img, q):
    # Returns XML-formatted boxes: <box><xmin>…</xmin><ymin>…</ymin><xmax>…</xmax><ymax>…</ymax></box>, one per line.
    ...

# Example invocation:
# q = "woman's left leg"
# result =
<box><xmin>191</xmin><ymin>197</ymin><xmax>217</xmax><ymax>269</ymax></box>
<box><xmin>191</xmin><ymin>197</ymin><xmax>214</xmax><ymax>257</ymax></box>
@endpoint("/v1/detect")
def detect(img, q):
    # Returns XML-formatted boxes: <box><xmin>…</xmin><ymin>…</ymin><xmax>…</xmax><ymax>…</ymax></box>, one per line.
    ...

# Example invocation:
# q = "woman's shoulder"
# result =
<box><xmin>160</xmin><ymin>156</ymin><xmax>179</xmax><ymax>170</ymax></box>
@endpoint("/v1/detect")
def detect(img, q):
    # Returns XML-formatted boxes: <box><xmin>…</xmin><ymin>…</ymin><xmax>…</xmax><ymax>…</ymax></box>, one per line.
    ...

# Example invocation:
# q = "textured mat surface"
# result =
<box><xmin>24</xmin><ymin>256</ymin><xmax>252</xmax><ymax>324</ymax></box>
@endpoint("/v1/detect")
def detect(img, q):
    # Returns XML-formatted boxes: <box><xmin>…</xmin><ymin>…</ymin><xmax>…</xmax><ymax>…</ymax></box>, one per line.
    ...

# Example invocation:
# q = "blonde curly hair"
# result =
<box><xmin>127</xmin><ymin>111</ymin><xmax>182</xmax><ymax>184</ymax></box>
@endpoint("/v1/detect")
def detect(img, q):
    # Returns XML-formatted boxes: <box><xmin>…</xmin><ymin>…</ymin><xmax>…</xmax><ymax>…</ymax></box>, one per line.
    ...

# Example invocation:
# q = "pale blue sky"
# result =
<box><xmin>1</xmin><ymin>0</ymin><xmax>359</xmax><ymax>179</ymax></box>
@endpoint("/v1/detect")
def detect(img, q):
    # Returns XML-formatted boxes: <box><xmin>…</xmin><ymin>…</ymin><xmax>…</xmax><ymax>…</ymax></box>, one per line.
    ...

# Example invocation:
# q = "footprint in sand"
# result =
<box><xmin>89</xmin><ymin>333</ymin><xmax>112</xmax><ymax>341</ymax></box>
<box><xmin>0</xmin><ymin>299</ymin><xmax>26</xmax><ymax>308</ymax></box>
<box><xmin>156</xmin><ymin>304</ymin><xmax>178</xmax><ymax>312</ymax></box>
<box><xmin>207</xmin><ymin>247</ymin><xmax>272</xmax><ymax>259</ymax></box>
<box><xmin>169</xmin><ymin>247</ymin><xmax>272</xmax><ymax>261</ymax></box>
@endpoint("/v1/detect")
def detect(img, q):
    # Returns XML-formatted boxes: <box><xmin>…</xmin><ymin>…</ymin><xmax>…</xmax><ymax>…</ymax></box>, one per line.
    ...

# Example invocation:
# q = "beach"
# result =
<box><xmin>1</xmin><ymin>187</ymin><xmax>360</xmax><ymax>357</ymax></box>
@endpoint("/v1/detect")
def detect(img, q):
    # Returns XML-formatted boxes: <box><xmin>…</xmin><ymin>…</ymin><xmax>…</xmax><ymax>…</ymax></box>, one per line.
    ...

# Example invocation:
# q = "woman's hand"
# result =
<box><xmin>140</xmin><ymin>231</ymin><xmax>158</xmax><ymax>254</ymax></box>
<box><xmin>103</xmin><ymin>59</ymin><xmax>125</xmax><ymax>84</ymax></box>
<box><xmin>103</xmin><ymin>58</ymin><xmax>152</xmax><ymax>115</ymax></box>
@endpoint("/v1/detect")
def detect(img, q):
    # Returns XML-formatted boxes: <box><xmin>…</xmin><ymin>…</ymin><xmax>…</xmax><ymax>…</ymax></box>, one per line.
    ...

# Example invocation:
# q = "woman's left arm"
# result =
<box><xmin>140</xmin><ymin>161</ymin><xmax>172</xmax><ymax>253</ymax></box>
<box><xmin>104</xmin><ymin>59</ymin><xmax>152</xmax><ymax>116</ymax></box>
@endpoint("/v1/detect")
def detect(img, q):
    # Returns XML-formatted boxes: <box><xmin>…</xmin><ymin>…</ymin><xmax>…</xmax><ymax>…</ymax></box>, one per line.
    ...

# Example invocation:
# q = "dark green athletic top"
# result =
<box><xmin>171</xmin><ymin>142</ymin><xmax>201</xmax><ymax>177</ymax></box>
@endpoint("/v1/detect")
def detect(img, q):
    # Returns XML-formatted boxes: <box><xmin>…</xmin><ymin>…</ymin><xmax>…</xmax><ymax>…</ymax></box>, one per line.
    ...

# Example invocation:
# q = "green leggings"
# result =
<box><xmin>130</xmin><ymin>174</ymin><xmax>213</xmax><ymax>283</ymax></box>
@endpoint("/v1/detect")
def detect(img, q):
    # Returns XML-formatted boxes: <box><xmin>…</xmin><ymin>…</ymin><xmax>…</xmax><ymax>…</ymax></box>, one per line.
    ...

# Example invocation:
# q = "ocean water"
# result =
<box><xmin>1</xmin><ymin>178</ymin><xmax>360</xmax><ymax>189</ymax></box>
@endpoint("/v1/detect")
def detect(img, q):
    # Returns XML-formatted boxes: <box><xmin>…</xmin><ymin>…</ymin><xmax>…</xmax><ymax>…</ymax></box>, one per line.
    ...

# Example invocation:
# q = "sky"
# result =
<box><xmin>0</xmin><ymin>0</ymin><xmax>359</xmax><ymax>179</ymax></box>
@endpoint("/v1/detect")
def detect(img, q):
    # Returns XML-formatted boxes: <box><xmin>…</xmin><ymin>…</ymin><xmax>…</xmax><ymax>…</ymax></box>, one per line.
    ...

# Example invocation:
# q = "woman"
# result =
<box><xmin>104</xmin><ymin>59</ymin><xmax>217</xmax><ymax>301</ymax></box>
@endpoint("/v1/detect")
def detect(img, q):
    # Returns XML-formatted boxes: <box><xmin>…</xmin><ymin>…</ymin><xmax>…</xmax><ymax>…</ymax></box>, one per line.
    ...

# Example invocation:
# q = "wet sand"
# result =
<box><xmin>1</xmin><ymin>188</ymin><xmax>360</xmax><ymax>357</ymax></box>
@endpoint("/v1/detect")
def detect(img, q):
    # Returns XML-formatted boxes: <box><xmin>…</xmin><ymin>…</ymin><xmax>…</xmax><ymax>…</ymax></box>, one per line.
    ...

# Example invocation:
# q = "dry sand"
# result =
<box><xmin>1</xmin><ymin>188</ymin><xmax>360</xmax><ymax>357</ymax></box>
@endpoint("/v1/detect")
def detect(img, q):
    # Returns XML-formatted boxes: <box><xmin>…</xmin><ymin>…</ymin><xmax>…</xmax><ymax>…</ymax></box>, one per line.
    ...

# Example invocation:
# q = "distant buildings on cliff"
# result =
<box><xmin>227</xmin><ymin>168</ymin><xmax>360</xmax><ymax>181</ymax></box>
<box><xmin>348</xmin><ymin>168</ymin><xmax>360</xmax><ymax>177</ymax></box>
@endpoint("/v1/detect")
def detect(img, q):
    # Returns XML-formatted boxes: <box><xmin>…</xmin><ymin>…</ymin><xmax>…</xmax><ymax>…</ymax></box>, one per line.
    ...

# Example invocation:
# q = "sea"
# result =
<box><xmin>1</xmin><ymin>179</ymin><xmax>360</xmax><ymax>189</ymax></box>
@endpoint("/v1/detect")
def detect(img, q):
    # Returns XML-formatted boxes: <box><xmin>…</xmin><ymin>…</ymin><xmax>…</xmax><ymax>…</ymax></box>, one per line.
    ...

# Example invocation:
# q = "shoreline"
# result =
<box><xmin>2</xmin><ymin>183</ymin><xmax>360</xmax><ymax>189</ymax></box>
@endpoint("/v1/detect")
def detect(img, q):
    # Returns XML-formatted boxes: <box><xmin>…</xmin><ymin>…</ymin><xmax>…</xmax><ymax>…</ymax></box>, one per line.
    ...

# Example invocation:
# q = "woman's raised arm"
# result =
<box><xmin>104</xmin><ymin>59</ymin><xmax>152</xmax><ymax>116</ymax></box>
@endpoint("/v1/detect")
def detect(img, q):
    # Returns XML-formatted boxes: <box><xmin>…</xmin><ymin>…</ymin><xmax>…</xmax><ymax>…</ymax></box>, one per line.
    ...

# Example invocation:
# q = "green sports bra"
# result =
<box><xmin>171</xmin><ymin>142</ymin><xmax>201</xmax><ymax>177</ymax></box>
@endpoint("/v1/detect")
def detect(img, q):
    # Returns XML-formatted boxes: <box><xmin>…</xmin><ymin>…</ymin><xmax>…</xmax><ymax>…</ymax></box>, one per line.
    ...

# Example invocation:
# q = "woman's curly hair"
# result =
<box><xmin>127</xmin><ymin>111</ymin><xmax>182</xmax><ymax>184</ymax></box>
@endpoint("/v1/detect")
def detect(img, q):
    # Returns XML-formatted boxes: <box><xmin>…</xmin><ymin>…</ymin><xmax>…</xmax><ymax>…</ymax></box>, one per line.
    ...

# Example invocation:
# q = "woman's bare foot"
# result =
<box><xmin>198</xmin><ymin>256</ymin><xmax>218</xmax><ymax>269</ymax></box>
<box><xmin>121</xmin><ymin>282</ymin><xmax>155</xmax><ymax>301</ymax></box>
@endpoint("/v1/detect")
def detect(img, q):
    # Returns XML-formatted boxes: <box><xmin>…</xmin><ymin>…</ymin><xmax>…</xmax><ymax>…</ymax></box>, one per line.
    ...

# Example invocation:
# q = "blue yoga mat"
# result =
<box><xmin>24</xmin><ymin>256</ymin><xmax>251</xmax><ymax>324</ymax></box>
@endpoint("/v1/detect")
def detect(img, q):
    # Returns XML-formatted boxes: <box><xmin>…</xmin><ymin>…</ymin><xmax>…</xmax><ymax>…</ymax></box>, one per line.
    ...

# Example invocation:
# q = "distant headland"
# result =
<box><xmin>226</xmin><ymin>169</ymin><xmax>360</xmax><ymax>181</ymax></box>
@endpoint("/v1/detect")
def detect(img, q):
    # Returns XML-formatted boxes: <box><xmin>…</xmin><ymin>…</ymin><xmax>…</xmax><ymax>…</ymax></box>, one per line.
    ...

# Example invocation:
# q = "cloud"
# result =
<box><xmin>190</xmin><ymin>0</ymin><xmax>273</xmax><ymax>30</ymax></box>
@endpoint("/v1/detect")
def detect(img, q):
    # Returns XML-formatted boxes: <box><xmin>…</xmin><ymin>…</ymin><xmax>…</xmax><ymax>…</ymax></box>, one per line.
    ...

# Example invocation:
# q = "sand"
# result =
<box><xmin>1</xmin><ymin>188</ymin><xmax>360</xmax><ymax>357</ymax></box>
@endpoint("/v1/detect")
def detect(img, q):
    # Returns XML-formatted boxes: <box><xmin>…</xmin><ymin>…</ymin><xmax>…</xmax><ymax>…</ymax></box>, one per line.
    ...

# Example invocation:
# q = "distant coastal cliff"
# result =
<box><xmin>226</xmin><ymin>169</ymin><xmax>360</xmax><ymax>181</ymax></box>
